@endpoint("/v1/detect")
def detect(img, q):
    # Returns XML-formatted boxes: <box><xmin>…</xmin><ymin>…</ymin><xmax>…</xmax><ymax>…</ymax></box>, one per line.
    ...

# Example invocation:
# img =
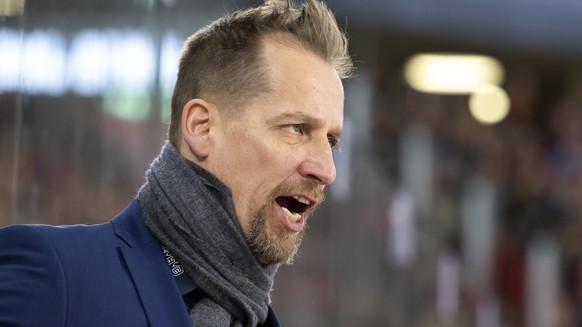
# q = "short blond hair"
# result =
<box><xmin>169</xmin><ymin>0</ymin><xmax>353</xmax><ymax>146</ymax></box>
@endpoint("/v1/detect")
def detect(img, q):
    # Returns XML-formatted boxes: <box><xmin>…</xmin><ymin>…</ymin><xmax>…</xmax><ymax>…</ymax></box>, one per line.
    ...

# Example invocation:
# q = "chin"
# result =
<box><xmin>248</xmin><ymin>228</ymin><xmax>305</xmax><ymax>265</ymax></box>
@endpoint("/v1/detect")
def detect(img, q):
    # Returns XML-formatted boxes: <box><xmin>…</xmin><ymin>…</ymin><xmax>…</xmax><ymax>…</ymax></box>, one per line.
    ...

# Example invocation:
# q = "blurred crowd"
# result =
<box><xmin>272</xmin><ymin>62</ymin><xmax>582</xmax><ymax>326</ymax></box>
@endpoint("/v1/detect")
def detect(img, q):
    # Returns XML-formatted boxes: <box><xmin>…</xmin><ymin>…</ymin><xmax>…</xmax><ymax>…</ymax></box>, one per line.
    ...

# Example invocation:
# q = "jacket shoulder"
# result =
<box><xmin>0</xmin><ymin>224</ymin><xmax>68</xmax><ymax>326</ymax></box>
<box><xmin>0</xmin><ymin>201</ymin><xmax>161</xmax><ymax>327</ymax></box>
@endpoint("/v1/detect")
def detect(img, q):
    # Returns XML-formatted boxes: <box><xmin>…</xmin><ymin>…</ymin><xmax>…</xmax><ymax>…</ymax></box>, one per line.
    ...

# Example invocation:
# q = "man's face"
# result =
<box><xmin>208</xmin><ymin>35</ymin><xmax>344</xmax><ymax>264</ymax></box>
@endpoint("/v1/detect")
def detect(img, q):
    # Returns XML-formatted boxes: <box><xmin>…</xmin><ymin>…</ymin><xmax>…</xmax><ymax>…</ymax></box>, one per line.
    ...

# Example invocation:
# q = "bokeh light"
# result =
<box><xmin>468</xmin><ymin>84</ymin><xmax>510</xmax><ymax>124</ymax></box>
<box><xmin>404</xmin><ymin>54</ymin><xmax>505</xmax><ymax>94</ymax></box>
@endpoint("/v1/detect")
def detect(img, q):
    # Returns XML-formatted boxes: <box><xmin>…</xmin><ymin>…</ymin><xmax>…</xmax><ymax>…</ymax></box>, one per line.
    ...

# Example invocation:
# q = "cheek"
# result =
<box><xmin>225</xmin><ymin>125</ymin><xmax>301</xmax><ymax>198</ymax></box>
<box><xmin>236</xmin><ymin>133</ymin><xmax>288</xmax><ymax>175</ymax></box>
<box><xmin>231</xmin><ymin>143</ymin><xmax>294</xmax><ymax>208</ymax></box>
<box><xmin>224</xmin><ymin>136</ymin><xmax>273</xmax><ymax>196</ymax></box>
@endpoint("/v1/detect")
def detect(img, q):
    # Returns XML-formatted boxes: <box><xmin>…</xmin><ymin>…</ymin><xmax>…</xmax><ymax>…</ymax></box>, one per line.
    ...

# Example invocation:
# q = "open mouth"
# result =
<box><xmin>275</xmin><ymin>195</ymin><xmax>313</xmax><ymax>222</ymax></box>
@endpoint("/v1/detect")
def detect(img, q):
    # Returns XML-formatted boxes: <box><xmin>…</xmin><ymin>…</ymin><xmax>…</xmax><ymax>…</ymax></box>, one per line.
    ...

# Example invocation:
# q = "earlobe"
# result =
<box><xmin>181</xmin><ymin>99</ymin><xmax>213</xmax><ymax>161</ymax></box>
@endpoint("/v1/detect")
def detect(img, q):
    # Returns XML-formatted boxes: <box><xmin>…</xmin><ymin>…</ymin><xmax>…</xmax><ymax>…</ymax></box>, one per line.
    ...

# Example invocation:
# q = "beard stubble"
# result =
<box><xmin>245</xmin><ymin>180</ymin><xmax>325</xmax><ymax>264</ymax></box>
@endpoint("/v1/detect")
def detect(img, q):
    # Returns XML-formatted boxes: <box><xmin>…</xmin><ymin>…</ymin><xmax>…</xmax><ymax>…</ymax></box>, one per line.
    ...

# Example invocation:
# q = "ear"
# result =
<box><xmin>180</xmin><ymin>99</ymin><xmax>215</xmax><ymax>161</ymax></box>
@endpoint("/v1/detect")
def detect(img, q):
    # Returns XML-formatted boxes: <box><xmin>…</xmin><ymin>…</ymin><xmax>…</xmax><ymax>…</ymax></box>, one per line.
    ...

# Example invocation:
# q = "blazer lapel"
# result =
<box><xmin>120</xmin><ymin>243</ymin><xmax>191</xmax><ymax>327</ymax></box>
<box><xmin>112</xmin><ymin>200</ymin><xmax>191</xmax><ymax>327</ymax></box>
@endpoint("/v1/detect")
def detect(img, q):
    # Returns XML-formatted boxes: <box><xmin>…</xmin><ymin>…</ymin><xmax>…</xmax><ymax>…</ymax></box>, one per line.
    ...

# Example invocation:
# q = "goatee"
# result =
<box><xmin>245</xmin><ymin>181</ymin><xmax>324</xmax><ymax>264</ymax></box>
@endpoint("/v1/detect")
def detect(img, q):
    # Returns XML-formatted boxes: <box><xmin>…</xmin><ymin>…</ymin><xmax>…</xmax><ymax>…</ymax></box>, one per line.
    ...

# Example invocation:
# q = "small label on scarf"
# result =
<box><xmin>162</xmin><ymin>246</ymin><xmax>184</xmax><ymax>276</ymax></box>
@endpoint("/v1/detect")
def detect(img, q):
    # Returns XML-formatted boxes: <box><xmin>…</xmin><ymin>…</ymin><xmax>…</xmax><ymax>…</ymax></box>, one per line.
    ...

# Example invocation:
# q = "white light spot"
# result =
<box><xmin>469</xmin><ymin>84</ymin><xmax>510</xmax><ymax>125</ymax></box>
<box><xmin>404</xmin><ymin>54</ymin><xmax>504</xmax><ymax>94</ymax></box>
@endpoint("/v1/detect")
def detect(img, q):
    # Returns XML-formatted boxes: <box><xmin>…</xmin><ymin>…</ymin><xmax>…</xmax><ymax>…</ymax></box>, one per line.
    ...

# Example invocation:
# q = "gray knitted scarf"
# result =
<box><xmin>137</xmin><ymin>142</ymin><xmax>279</xmax><ymax>326</ymax></box>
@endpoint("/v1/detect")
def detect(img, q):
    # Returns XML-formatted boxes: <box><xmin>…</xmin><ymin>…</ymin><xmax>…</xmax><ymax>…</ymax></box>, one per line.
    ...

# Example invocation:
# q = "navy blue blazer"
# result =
<box><xmin>0</xmin><ymin>200</ymin><xmax>280</xmax><ymax>327</ymax></box>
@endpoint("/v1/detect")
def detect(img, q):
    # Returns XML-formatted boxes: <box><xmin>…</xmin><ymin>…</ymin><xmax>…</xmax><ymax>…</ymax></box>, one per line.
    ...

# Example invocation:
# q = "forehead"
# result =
<box><xmin>256</xmin><ymin>35</ymin><xmax>345</xmax><ymax>128</ymax></box>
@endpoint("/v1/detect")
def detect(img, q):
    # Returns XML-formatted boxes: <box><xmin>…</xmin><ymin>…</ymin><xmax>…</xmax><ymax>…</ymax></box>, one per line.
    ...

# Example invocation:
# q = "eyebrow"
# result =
<box><xmin>270</xmin><ymin>112</ymin><xmax>343</xmax><ymax>138</ymax></box>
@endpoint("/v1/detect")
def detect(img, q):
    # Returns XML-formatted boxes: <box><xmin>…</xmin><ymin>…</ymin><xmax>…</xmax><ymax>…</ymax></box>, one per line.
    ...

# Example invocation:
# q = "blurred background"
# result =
<box><xmin>2</xmin><ymin>0</ymin><xmax>582</xmax><ymax>326</ymax></box>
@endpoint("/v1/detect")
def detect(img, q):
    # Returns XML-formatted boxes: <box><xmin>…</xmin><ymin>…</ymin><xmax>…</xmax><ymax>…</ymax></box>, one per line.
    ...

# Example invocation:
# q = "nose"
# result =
<box><xmin>298</xmin><ymin>140</ymin><xmax>337</xmax><ymax>185</ymax></box>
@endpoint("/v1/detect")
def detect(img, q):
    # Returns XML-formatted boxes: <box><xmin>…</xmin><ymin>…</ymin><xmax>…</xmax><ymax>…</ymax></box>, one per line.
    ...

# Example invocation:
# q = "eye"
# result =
<box><xmin>328</xmin><ymin>136</ymin><xmax>341</xmax><ymax>151</ymax></box>
<box><xmin>287</xmin><ymin>124</ymin><xmax>305</xmax><ymax>135</ymax></box>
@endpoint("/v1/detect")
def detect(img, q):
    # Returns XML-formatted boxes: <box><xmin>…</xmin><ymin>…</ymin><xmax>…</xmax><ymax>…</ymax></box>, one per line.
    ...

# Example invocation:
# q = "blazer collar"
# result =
<box><xmin>111</xmin><ymin>199</ymin><xmax>155</xmax><ymax>247</ymax></box>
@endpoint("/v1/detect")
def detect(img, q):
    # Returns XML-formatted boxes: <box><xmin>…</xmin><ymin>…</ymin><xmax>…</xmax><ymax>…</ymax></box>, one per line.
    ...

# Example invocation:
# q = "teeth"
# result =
<box><xmin>282</xmin><ymin>207</ymin><xmax>302</xmax><ymax>222</ymax></box>
<box><xmin>292</xmin><ymin>195</ymin><xmax>311</xmax><ymax>205</ymax></box>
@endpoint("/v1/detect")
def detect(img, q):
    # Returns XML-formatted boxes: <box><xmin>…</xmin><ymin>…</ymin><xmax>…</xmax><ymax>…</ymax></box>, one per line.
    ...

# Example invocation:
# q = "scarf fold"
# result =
<box><xmin>137</xmin><ymin>142</ymin><xmax>279</xmax><ymax>327</ymax></box>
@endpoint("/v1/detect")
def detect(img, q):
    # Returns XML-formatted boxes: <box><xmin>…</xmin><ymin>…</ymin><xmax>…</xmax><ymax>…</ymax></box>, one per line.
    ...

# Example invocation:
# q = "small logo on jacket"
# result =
<box><xmin>162</xmin><ymin>246</ymin><xmax>184</xmax><ymax>276</ymax></box>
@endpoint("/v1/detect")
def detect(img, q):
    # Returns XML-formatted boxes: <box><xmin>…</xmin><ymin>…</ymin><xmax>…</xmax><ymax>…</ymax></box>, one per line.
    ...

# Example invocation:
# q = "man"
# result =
<box><xmin>0</xmin><ymin>0</ymin><xmax>352</xmax><ymax>326</ymax></box>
